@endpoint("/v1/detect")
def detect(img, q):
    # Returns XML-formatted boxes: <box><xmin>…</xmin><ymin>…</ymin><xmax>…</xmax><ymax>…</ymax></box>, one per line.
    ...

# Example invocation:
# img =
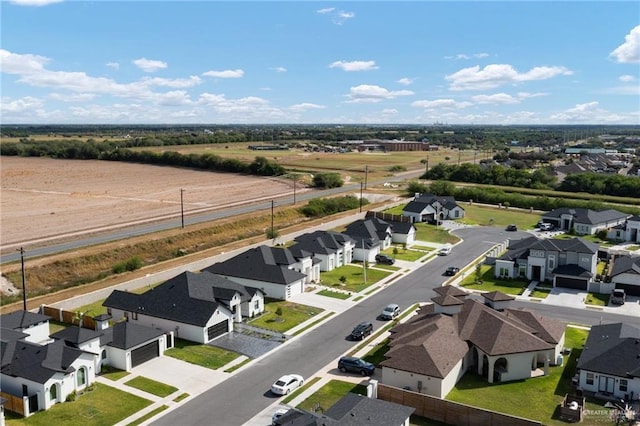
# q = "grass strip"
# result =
<box><xmin>124</xmin><ymin>376</ymin><xmax>178</xmax><ymax>398</ymax></box>
<box><xmin>281</xmin><ymin>376</ymin><xmax>321</xmax><ymax>404</ymax></box>
<box><xmin>126</xmin><ymin>405</ymin><xmax>168</xmax><ymax>426</ymax></box>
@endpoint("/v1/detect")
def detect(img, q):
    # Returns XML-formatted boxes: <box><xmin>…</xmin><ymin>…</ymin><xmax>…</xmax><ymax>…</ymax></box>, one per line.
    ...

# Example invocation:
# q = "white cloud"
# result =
<box><xmin>0</xmin><ymin>49</ymin><xmax>49</xmax><ymax>74</ymax></box>
<box><xmin>316</xmin><ymin>7</ymin><xmax>335</xmax><ymax>14</ymax></box>
<box><xmin>346</xmin><ymin>85</ymin><xmax>413</xmax><ymax>103</ymax></box>
<box><xmin>289</xmin><ymin>103</ymin><xmax>326</xmax><ymax>112</ymax></box>
<box><xmin>446</xmin><ymin>64</ymin><xmax>573</xmax><ymax>91</ymax></box>
<box><xmin>381</xmin><ymin>109</ymin><xmax>398</xmax><ymax>115</ymax></box>
<box><xmin>9</xmin><ymin>0</ymin><xmax>62</xmax><ymax>6</ymax></box>
<box><xmin>397</xmin><ymin>78</ymin><xmax>414</xmax><ymax>86</ymax></box>
<box><xmin>549</xmin><ymin>102</ymin><xmax>626</xmax><ymax>123</ymax></box>
<box><xmin>106</xmin><ymin>62</ymin><xmax>120</xmax><ymax>70</ymax></box>
<box><xmin>619</xmin><ymin>74</ymin><xmax>636</xmax><ymax>82</ymax></box>
<box><xmin>49</xmin><ymin>93</ymin><xmax>96</xmax><ymax>102</ymax></box>
<box><xmin>139</xmin><ymin>76</ymin><xmax>202</xmax><ymax>88</ymax></box>
<box><xmin>202</xmin><ymin>69</ymin><xmax>245</xmax><ymax>78</ymax></box>
<box><xmin>1</xmin><ymin>96</ymin><xmax>44</xmax><ymax>113</ymax></box>
<box><xmin>133</xmin><ymin>58</ymin><xmax>168</xmax><ymax>73</ymax></box>
<box><xmin>610</xmin><ymin>25</ymin><xmax>640</xmax><ymax>64</ymax></box>
<box><xmin>317</xmin><ymin>7</ymin><xmax>354</xmax><ymax>25</ymax></box>
<box><xmin>445</xmin><ymin>52</ymin><xmax>490</xmax><ymax>60</ymax></box>
<box><xmin>271</xmin><ymin>66</ymin><xmax>287</xmax><ymax>73</ymax></box>
<box><xmin>329</xmin><ymin>60</ymin><xmax>378</xmax><ymax>72</ymax></box>
<box><xmin>411</xmin><ymin>99</ymin><xmax>472</xmax><ymax>109</ymax></box>
<box><xmin>471</xmin><ymin>92</ymin><xmax>547</xmax><ymax>104</ymax></box>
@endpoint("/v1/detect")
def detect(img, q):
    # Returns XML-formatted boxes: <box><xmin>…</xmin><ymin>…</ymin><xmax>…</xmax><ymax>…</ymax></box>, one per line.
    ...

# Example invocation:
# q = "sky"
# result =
<box><xmin>1</xmin><ymin>1</ymin><xmax>639</xmax><ymax>125</ymax></box>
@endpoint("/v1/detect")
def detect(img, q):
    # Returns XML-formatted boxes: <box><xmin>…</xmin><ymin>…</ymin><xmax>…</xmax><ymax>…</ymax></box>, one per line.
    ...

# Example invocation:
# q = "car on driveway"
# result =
<box><xmin>338</xmin><ymin>356</ymin><xmax>375</xmax><ymax>376</ymax></box>
<box><xmin>444</xmin><ymin>266</ymin><xmax>460</xmax><ymax>276</ymax></box>
<box><xmin>350</xmin><ymin>321</ymin><xmax>373</xmax><ymax>340</ymax></box>
<box><xmin>375</xmin><ymin>253</ymin><xmax>395</xmax><ymax>265</ymax></box>
<box><xmin>272</xmin><ymin>408</ymin><xmax>289</xmax><ymax>425</ymax></box>
<box><xmin>380</xmin><ymin>303</ymin><xmax>400</xmax><ymax>320</ymax></box>
<box><xmin>505</xmin><ymin>224</ymin><xmax>518</xmax><ymax>231</ymax></box>
<box><xmin>610</xmin><ymin>289</ymin><xmax>626</xmax><ymax>305</ymax></box>
<box><xmin>271</xmin><ymin>374</ymin><xmax>304</xmax><ymax>395</ymax></box>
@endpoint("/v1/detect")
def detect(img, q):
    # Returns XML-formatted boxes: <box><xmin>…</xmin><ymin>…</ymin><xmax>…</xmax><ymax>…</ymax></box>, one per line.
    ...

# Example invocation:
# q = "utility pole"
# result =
<box><xmin>293</xmin><ymin>174</ymin><xmax>297</xmax><ymax>205</ymax></box>
<box><xmin>18</xmin><ymin>247</ymin><xmax>26</xmax><ymax>310</ymax></box>
<box><xmin>359</xmin><ymin>182</ymin><xmax>363</xmax><ymax>213</ymax></box>
<box><xmin>271</xmin><ymin>199</ymin><xmax>275</xmax><ymax>236</ymax></box>
<box><xmin>180</xmin><ymin>188</ymin><xmax>185</xmax><ymax>229</ymax></box>
<box><xmin>364</xmin><ymin>165</ymin><xmax>368</xmax><ymax>190</ymax></box>
<box><xmin>458</xmin><ymin>150</ymin><xmax>461</xmax><ymax>165</ymax></box>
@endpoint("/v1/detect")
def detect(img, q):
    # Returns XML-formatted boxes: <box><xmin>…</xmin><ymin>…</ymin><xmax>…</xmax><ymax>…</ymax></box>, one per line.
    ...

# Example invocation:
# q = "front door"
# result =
<box><xmin>532</xmin><ymin>265</ymin><xmax>541</xmax><ymax>281</ymax></box>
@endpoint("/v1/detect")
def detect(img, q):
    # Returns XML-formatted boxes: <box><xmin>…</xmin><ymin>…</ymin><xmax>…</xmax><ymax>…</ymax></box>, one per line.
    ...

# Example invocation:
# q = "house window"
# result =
<box><xmin>586</xmin><ymin>372</ymin><xmax>594</xmax><ymax>385</ymax></box>
<box><xmin>132</xmin><ymin>312</ymin><xmax>138</xmax><ymax>320</ymax></box>
<box><xmin>548</xmin><ymin>255</ymin><xmax>556</xmax><ymax>270</ymax></box>
<box><xmin>499</xmin><ymin>267</ymin><xmax>509</xmax><ymax>277</ymax></box>
<box><xmin>254</xmin><ymin>300</ymin><xmax>259</xmax><ymax>310</ymax></box>
<box><xmin>77</xmin><ymin>367</ymin><xmax>86</xmax><ymax>386</ymax></box>
<box><xmin>107</xmin><ymin>308</ymin><xmax>112</xmax><ymax>315</ymax></box>
<box><xmin>124</xmin><ymin>312</ymin><xmax>129</xmax><ymax>320</ymax></box>
<box><xmin>580</xmin><ymin>256</ymin><xmax>590</xmax><ymax>264</ymax></box>
<box><xmin>620</xmin><ymin>379</ymin><xmax>628</xmax><ymax>392</ymax></box>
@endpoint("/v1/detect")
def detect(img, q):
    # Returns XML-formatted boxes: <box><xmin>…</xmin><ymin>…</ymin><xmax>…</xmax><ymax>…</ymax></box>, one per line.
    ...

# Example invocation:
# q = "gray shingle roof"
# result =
<box><xmin>403</xmin><ymin>194</ymin><xmax>462</xmax><ymax>214</ymax></box>
<box><xmin>499</xmin><ymin>236</ymin><xmax>599</xmax><ymax>262</ymax></box>
<box><xmin>204</xmin><ymin>245</ymin><xmax>307</xmax><ymax>285</ymax></box>
<box><xmin>344</xmin><ymin>219</ymin><xmax>387</xmax><ymax>245</ymax></box>
<box><xmin>325</xmin><ymin>392</ymin><xmax>414</xmax><ymax>425</ymax></box>
<box><xmin>577</xmin><ymin>323</ymin><xmax>640</xmax><ymax>378</ymax></box>
<box><xmin>1</xmin><ymin>339</ymin><xmax>83</xmax><ymax>384</ymax></box>
<box><xmin>292</xmin><ymin>230</ymin><xmax>354</xmax><ymax>256</ymax></box>
<box><xmin>51</xmin><ymin>326</ymin><xmax>103</xmax><ymax>345</ymax></box>
<box><xmin>542</xmin><ymin>208</ymin><xmax>630</xmax><ymax>225</ymax></box>
<box><xmin>104</xmin><ymin>321</ymin><xmax>165</xmax><ymax>350</ymax></box>
<box><xmin>611</xmin><ymin>255</ymin><xmax>640</xmax><ymax>277</ymax></box>
<box><xmin>0</xmin><ymin>311</ymin><xmax>51</xmax><ymax>331</ymax></box>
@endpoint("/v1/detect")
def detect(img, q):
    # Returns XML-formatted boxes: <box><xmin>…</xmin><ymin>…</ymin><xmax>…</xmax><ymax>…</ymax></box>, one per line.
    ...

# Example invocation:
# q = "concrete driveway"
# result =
<box><xmin>209</xmin><ymin>332</ymin><xmax>283</xmax><ymax>359</ymax></box>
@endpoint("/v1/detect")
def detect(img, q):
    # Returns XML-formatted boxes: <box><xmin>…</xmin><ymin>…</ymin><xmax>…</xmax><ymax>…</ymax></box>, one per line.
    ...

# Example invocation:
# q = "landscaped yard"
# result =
<box><xmin>164</xmin><ymin>339</ymin><xmax>240</xmax><ymax>369</ymax></box>
<box><xmin>414</xmin><ymin>223</ymin><xmax>460</xmax><ymax>244</ymax></box>
<box><xmin>317</xmin><ymin>289</ymin><xmax>351</xmax><ymax>299</ymax></box>
<box><xmin>296</xmin><ymin>379</ymin><xmax>367</xmax><ymax>413</ymax></box>
<box><xmin>446</xmin><ymin>327</ymin><xmax>609</xmax><ymax>426</ymax></box>
<box><xmin>529</xmin><ymin>288</ymin><xmax>551</xmax><ymax>299</ymax></box>
<box><xmin>5</xmin><ymin>383</ymin><xmax>151</xmax><ymax>426</ymax></box>
<box><xmin>249</xmin><ymin>299</ymin><xmax>324</xmax><ymax>332</ymax></box>
<box><xmin>100</xmin><ymin>364</ymin><xmax>130</xmax><ymax>381</ymax></box>
<box><xmin>124</xmin><ymin>376</ymin><xmax>178</xmax><ymax>397</ymax></box>
<box><xmin>458</xmin><ymin>203</ymin><xmax>541</xmax><ymax>229</ymax></box>
<box><xmin>380</xmin><ymin>245</ymin><xmax>432</xmax><ymax>262</ymax></box>
<box><xmin>319</xmin><ymin>264</ymin><xmax>392</xmax><ymax>293</ymax></box>
<box><xmin>585</xmin><ymin>292</ymin><xmax>608</xmax><ymax>306</ymax></box>
<box><xmin>459</xmin><ymin>265</ymin><xmax>529</xmax><ymax>295</ymax></box>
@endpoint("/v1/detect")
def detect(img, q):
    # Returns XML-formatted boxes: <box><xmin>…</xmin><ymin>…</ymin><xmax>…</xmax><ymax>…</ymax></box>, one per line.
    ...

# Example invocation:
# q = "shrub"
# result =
<box><xmin>112</xmin><ymin>256</ymin><xmax>143</xmax><ymax>274</ymax></box>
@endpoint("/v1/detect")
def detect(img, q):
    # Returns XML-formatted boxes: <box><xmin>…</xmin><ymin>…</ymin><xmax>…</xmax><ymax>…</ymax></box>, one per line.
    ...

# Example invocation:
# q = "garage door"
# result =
<box><xmin>131</xmin><ymin>340</ymin><xmax>159</xmax><ymax>368</ymax></box>
<box><xmin>207</xmin><ymin>321</ymin><xmax>229</xmax><ymax>341</ymax></box>
<box><xmin>555</xmin><ymin>276</ymin><xmax>588</xmax><ymax>290</ymax></box>
<box><xmin>614</xmin><ymin>284</ymin><xmax>640</xmax><ymax>297</ymax></box>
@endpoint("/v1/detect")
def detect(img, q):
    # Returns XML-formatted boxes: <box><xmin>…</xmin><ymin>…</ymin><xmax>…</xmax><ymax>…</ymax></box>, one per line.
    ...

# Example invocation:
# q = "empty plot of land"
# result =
<box><xmin>1</xmin><ymin>157</ymin><xmax>298</xmax><ymax>247</ymax></box>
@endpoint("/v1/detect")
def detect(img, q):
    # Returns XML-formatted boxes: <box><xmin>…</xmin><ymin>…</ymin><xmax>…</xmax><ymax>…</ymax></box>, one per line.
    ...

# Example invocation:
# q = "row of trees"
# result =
<box><xmin>557</xmin><ymin>173</ymin><xmax>640</xmax><ymax>199</ymax></box>
<box><xmin>407</xmin><ymin>180</ymin><xmax>640</xmax><ymax>216</ymax></box>
<box><xmin>299</xmin><ymin>195</ymin><xmax>366</xmax><ymax>218</ymax></box>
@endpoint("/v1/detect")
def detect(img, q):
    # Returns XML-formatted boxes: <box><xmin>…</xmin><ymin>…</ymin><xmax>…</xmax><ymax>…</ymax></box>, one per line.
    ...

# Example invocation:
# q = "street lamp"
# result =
<box><xmin>180</xmin><ymin>188</ymin><xmax>185</xmax><ymax>229</ymax></box>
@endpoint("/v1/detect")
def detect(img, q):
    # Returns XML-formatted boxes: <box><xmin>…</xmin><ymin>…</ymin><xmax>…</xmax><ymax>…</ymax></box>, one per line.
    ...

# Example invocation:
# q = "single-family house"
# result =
<box><xmin>380</xmin><ymin>290</ymin><xmax>565</xmax><ymax>398</ymax></box>
<box><xmin>274</xmin><ymin>392</ymin><xmax>414</xmax><ymax>425</ymax></box>
<box><xmin>402</xmin><ymin>194</ymin><xmax>465</xmax><ymax>223</ymax></box>
<box><xmin>494</xmin><ymin>236</ymin><xmax>599</xmax><ymax>291</ymax></box>
<box><xmin>290</xmin><ymin>230</ymin><xmax>355</xmax><ymax>273</ymax></box>
<box><xmin>0</xmin><ymin>311</ymin><xmax>52</xmax><ymax>344</ymax></box>
<box><xmin>103</xmin><ymin>271</ymin><xmax>242</xmax><ymax>344</ymax></box>
<box><xmin>386</xmin><ymin>220</ymin><xmax>417</xmax><ymax>246</ymax></box>
<box><xmin>541</xmin><ymin>208</ymin><xmax>630</xmax><ymax>235</ymax></box>
<box><xmin>608</xmin><ymin>215</ymin><xmax>640</xmax><ymax>243</ymax></box>
<box><xmin>344</xmin><ymin>218</ymin><xmax>392</xmax><ymax>263</ymax></box>
<box><xmin>608</xmin><ymin>255</ymin><xmax>640</xmax><ymax>296</ymax></box>
<box><xmin>576</xmin><ymin>323</ymin><xmax>640</xmax><ymax>401</ymax></box>
<box><xmin>205</xmin><ymin>245</ymin><xmax>310</xmax><ymax>300</ymax></box>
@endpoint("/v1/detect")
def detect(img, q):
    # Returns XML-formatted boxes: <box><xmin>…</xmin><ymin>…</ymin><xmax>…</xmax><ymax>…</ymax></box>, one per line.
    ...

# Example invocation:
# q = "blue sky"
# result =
<box><xmin>1</xmin><ymin>1</ymin><xmax>639</xmax><ymax>125</ymax></box>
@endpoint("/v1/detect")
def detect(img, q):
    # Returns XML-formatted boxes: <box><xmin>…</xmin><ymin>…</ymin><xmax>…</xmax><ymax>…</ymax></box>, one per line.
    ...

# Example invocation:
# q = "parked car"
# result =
<box><xmin>505</xmin><ymin>224</ymin><xmax>518</xmax><ymax>232</ymax></box>
<box><xmin>350</xmin><ymin>321</ymin><xmax>373</xmax><ymax>340</ymax></box>
<box><xmin>271</xmin><ymin>374</ymin><xmax>304</xmax><ymax>395</ymax></box>
<box><xmin>444</xmin><ymin>266</ymin><xmax>460</xmax><ymax>276</ymax></box>
<box><xmin>375</xmin><ymin>253</ymin><xmax>395</xmax><ymax>265</ymax></box>
<box><xmin>438</xmin><ymin>245</ymin><xmax>452</xmax><ymax>256</ymax></box>
<box><xmin>380</xmin><ymin>303</ymin><xmax>400</xmax><ymax>320</ymax></box>
<box><xmin>338</xmin><ymin>356</ymin><xmax>376</xmax><ymax>376</ymax></box>
<box><xmin>539</xmin><ymin>222</ymin><xmax>553</xmax><ymax>231</ymax></box>
<box><xmin>611</xmin><ymin>289</ymin><xmax>626</xmax><ymax>305</ymax></box>
<box><xmin>272</xmin><ymin>408</ymin><xmax>289</xmax><ymax>425</ymax></box>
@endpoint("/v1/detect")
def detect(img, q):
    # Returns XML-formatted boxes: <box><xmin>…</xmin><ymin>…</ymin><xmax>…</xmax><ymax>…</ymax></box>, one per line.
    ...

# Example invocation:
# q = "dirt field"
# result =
<box><xmin>1</xmin><ymin>157</ymin><xmax>301</xmax><ymax>249</ymax></box>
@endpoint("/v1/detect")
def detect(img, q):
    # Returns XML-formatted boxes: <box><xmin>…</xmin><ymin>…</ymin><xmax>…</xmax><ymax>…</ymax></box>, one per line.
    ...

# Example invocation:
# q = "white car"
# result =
<box><xmin>271</xmin><ymin>408</ymin><xmax>289</xmax><ymax>425</ymax></box>
<box><xmin>438</xmin><ymin>245</ymin><xmax>452</xmax><ymax>256</ymax></box>
<box><xmin>271</xmin><ymin>374</ymin><xmax>304</xmax><ymax>395</ymax></box>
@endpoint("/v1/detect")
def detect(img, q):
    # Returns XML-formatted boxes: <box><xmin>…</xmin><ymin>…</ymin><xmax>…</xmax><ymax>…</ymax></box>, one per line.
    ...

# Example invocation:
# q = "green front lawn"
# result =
<box><xmin>6</xmin><ymin>383</ymin><xmax>151</xmax><ymax>426</ymax></box>
<box><xmin>317</xmin><ymin>289</ymin><xmax>351</xmax><ymax>299</ymax></box>
<box><xmin>319</xmin><ymin>264</ymin><xmax>391</xmax><ymax>293</ymax></box>
<box><xmin>297</xmin><ymin>380</ymin><xmax>367</xmax><ymax>413</ymax></box>
<box><xmin>459</xmin><ymin>265</ymin><xmax>529</xmax><ymax>295</ymax></box>
<box><xmin>414</xmin><ymin>223</ymin><xmax>460</xmax><ymax>244</ymax></box>
<box><xmin>585</xmin><ymin>292</ymin><xmax>608</xmax><ymax>306</ymax></box>
<box><xmin>458</xmin><ymin>204</ymin><xmax>540</xmax><ymax>229</ymax></box>
<box><xmin>249</xmin><ymin>299</ymin><xmax>324</xmax><ymax>333</ymax></box>
<box><xmin>124</xmin><ymin>376</ymin><xmax>178</xmax><ymax>397</ymax></box>
<box><xmin>164</xmin><ymin>339</ymin><xmax>240</xmax><ymax>369</ymax></box>
<box><xmin>529</xmin><ymin>288</ymin><xmax>550</xmax><ymax>299</ymax></box>
<box><xmin>382</xmin><ymin>245</ymin><xmax>432</xmax><ymax>262</ymax></box>
<box><xmin>446</xmin><ymin>327</ymin><xmax>607</xmax><ymax>426</ymax></box>
<box><xmin>100</xmin><ymin>364</ymin><xmax>130</xmax><ymax>381</ymax></box>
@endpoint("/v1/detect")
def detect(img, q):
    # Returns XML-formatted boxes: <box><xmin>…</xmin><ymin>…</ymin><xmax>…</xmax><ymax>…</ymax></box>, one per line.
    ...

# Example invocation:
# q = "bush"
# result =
<box><xmin>112</xmin><ymin>256</ymin><xmax>143</xmax><ymax>274</ymax></box>
<box><xmin>312</xmin><ymin>172</ymin><xmax>344</xmax><ymax>189</ymax></box>
<box><xmin>299</xmin><ymin>195</ymin><xmax>366</xmax><ymax>218</ymax></box>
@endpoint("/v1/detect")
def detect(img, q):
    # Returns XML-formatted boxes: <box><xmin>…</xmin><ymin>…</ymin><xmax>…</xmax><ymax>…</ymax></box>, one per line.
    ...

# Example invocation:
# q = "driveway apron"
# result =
<box><xmin>209</xmin><ymin>331</ymin><xmax>282</xmax><ymax>359</ymax></box>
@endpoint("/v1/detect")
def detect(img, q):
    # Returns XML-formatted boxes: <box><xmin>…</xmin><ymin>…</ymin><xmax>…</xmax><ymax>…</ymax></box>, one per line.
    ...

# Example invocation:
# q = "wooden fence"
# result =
<box><xmin>377</xmin><ymin>383</ymin><xmax>541</xmax><ymax>426</ymax></box>
<box><xmin>366</xmin><ymin>210</ymin><xmax>412</xmax><ymax>223</ymax></box>
<box><xmin>1</xmin><ymin>391</ymin><xmax>26</xmax><ymax>416</ymax></box>
<box><xmin>40</xmin><ymin>305</ymin><xmax>96</xmax><ymax>330</ymax></box>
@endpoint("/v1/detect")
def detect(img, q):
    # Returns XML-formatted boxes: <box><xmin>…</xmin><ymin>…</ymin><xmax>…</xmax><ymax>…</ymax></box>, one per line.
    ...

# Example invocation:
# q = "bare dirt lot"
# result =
<box><xmin>1</xmin><ymin>157</ymin><xmax>299</xmax><ymax>249</ymax></box>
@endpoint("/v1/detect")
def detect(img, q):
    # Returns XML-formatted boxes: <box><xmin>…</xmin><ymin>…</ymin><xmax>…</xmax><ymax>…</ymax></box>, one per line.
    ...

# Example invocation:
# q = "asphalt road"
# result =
<box><xmin>151</xmin><ymin>226</ymin><xmax>639</xmax><ymax>426</ymax></box>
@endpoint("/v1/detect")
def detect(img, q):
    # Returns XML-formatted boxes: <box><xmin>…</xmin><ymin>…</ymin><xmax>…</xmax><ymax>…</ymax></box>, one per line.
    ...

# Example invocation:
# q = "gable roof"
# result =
<box><xmin>610</xmin><ymin>255</ymin><xmax>640</xmax><ymax>277</ymax></box>
<box><xmin>386</xmin><ymin>220</ymin><xmax>416</xmax><ymax>235</ymax></box>
<box><xmin>292</xmin><ymin>230</ymin><xmax>355</xmax><ymax>256</ymax></box>
<box><xmin>0</xmin><ymin>311</ymin><xmax>51</xmax><ymax>331</ymax></box>
<box><xmin>103</xmin><ymin>271</ymin><xmax>232</xmax><ymax>326</ymax></box>
<box><xmin>577</xmin><ymin>323</ymin><xmax>640</xmax><ymax>378</ymax></box>
<box><xmin>204</xmin><ymin>245</ymin><xmax>307</xmax><ymax>285</ymax></box>
<box><xmin>51</xmin><ymin>326</ymin><xmax>103</xmax><ymax>345</ymax></box>
<box><xmin>499</xmin><ymin>236</ymin><xmax>599</xmax><ymax>262</ymax></box>
<box><xmin>542</xmin><ymin>208</ymin><xmax>630</xmax><ymax>225</ymax></box>
<box><xmin>404</xmin><ymin>193</ymin><xmax>462</xmax><ymax>213</ymax></box>
<box><xmin>324</xmin><ymin>392</ymin><xmax>414</xmax><ymax>424</ymax></box>
<box><xmin>344</xmin><ymin>219</ymin><xmax>385</xmax><ymax>248</ymax></box>
<box><xmin>103</xmin><ymin>321</ymin><xmax>165</xmax><ymax>350</ymax></box>
<box><xmin>482</xmin><ymin>291</ymin><xmax>515</xmax><ymax>302</ymax></box>
<box><xmin>0</xmin><ymin>339</ymin><xmax>85</xmax><ymax>384</ymax></box>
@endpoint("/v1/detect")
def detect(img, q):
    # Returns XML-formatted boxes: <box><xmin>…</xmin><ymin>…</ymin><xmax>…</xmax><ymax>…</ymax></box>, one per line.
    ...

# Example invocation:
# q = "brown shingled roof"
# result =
<box><xmin>433</xmin><ymin>286</ymin><xmax>469</xmax><ymax>298</ymax></box>
<box><xmin>482</xmin><ymin>291</ymin><xmax>515</xmax><ymax>302</ymax></box>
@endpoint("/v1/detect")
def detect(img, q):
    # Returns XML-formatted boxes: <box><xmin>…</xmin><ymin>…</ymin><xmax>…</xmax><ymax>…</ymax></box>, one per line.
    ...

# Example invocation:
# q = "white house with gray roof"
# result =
<box><xmin>402</xmin><ymin>193</ymin><xmax>465</xmax><ymax>223</ymax></box>
<box><xmin>608</xmin><ymin>215</ymin><xmax>640</xmax><ymax>243</ymax></box>
<box><xmin>290</xmin><ymin>230</ymin><xmax>354</xmax><ymax>274</ymax></box>
<box><xmin>541</xmin><ymin>208</ymin><xmax>630</xmax><ymax>235</ymax></box>
<box><xmin>608</xmin><ymin>255</ymin><xmax>640</xmax><ymax>296</ymax></box>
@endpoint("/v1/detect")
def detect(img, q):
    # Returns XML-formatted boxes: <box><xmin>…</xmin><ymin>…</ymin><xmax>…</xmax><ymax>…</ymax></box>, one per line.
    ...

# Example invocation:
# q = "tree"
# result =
<box><xmin>312</xmin><ymin>173</ymin><xmax>344</xmax><ymax>189</ymax></box>
<box><xmin>475</xmin><ymin>263</ymin><xmax>483</xmax><ymax>283</ymax></box>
